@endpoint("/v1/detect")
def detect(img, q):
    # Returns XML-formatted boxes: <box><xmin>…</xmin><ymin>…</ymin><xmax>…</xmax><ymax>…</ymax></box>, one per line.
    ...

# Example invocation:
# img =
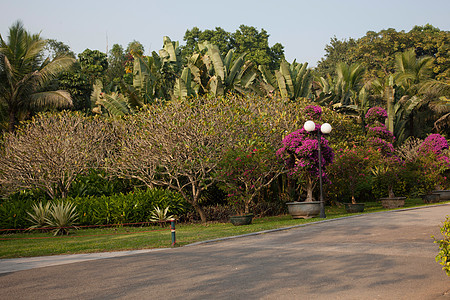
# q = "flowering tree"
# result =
<box><xmin>0</xmin><ymin>111</ymin><xmax>114</xmax><ymax>199</ymax></box>
<box><xmin>417</xmin><ymin>134</ymin><xmax>450</xmax><ymax>191</ymax></box>
<box><xmin>327</xmin><ymin>146</ymin><xmax>373</xmax><ymax>204</ymax></box>
<box><xmin>365</xmin><ymin>106</ymin><xmax>388</xmax><ymax>125</ymax></box>
<box><xmin>365</xmin><ymin>107</ymin><xmax>403</xmax><ymax>198</ymax></box>
<box><xmin>216</xmin><ymin>139</ymin><xmax>282</xmax><ymax>215</ymax></box>
<box><xmin>110</xmin><ymin>95</ymin><xmax>297</xmax><ymax>222</ymax></box>
<box><xmin>277</xmin><ymin>108</ymin><xmax>334</xmax><ymax>202</ymax></box>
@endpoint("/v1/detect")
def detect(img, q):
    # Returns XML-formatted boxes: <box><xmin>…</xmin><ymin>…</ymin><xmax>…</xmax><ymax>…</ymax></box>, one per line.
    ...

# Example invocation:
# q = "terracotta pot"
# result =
<box><xmin>286</xmin><ymin>201</ymin><xmax>320</xmax><ymax>219</ymax></box>
<box><xmin>379</xmin><ymin>197</ymin><xmax>406</xmax><ymax>209</ymax></box>
<box><xmin>344</xmin><ymin>203</ymin><xmax>365</xmax><ymax>213</ymax></box>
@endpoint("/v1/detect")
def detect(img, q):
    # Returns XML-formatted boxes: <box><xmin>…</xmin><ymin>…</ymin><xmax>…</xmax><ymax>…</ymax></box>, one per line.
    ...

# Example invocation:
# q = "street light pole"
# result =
<box><xmin>304</xmin><ymin>121</ymin><xmax>332</xmax><ymax>219</ymax></box>
<box><xmin>316</xmin><ymin>128</ymin><xmax>326</xmax><ymax>218</ymax></box>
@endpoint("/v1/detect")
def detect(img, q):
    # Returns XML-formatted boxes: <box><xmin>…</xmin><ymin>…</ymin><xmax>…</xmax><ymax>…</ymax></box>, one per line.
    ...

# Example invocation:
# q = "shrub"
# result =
<box><xmin>27</xmin><ymin>202</ymin><xmax>51</xmax><ymax>231</ymax></box>
<box><xmin>327</xmin><ymin>146</ymin><xmax>373</xmax><ymax>204</ymax></box>
<box><xmin>365</xmin><ymin>106</ymin><xmax>387</xmax><ymax>125</ymax></box>
<box><xmin>434</xmin><ymin>216</ymin><xmax>450</xmax><ymax>277</ymax></box>
<box><xmin>68</xmin><ymin>169</ymin><xmax>135</xmax><ymax>198</ymax></box>
<box><xmin>45</xmin><ymin>201</ymin><xmax>79</xmax><ymax>236</ymax></box>
<box><xmin>0</xmin><ymin>189</ymin><xmax>50</xmax><ymax>230</ymax></box>
<box><xmin>70</xmin><ymin>188</ymin><xmax>187</xmax><ymax>225</ymax></box>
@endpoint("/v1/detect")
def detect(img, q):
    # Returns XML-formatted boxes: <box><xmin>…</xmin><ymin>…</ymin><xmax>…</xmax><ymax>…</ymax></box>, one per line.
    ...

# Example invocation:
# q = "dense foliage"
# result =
<box><xmin>0</xmin><ymin>21</ymin><xmax>449</xmax><ymax>229</ymax></box>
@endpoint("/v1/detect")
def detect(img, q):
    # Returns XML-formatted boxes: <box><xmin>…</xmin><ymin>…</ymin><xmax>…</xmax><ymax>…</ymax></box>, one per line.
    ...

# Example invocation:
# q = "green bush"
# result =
<box><xmin>434</xmin><ymin>216</ymin><xmax>450</xmax><ymax>276</ymax></box>
<box><xmin>70</xmin><ymin>188</ymin><xmax>187</xmax><ymax>225</ymax></box>
<box><xmin>0</xmin><ymin>189</ymin><xmax>50</xmax><ymax>230</ymax></box>
<box><xmin>68</xmin><ymin>169</ymin><xmax>135</xmax><ymax>198</ymax></box>
<box><xmin>0</xmin><ymin>188</ymin><xmax>187</xmax><ymax>229</ymax></box>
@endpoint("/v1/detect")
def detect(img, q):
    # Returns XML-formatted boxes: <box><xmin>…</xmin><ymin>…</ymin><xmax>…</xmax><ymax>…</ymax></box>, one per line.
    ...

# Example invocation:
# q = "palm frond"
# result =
<box><xmin>29</xmin><ymin>90</ymin><xmax>73</xmax><ymax>109</ymax></box>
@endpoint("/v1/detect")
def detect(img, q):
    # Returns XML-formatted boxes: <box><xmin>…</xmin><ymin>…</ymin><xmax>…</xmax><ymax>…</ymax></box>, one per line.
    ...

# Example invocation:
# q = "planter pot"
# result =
<box><xmin>432</xmin><ymin>190</ymin><xmax>450</xmax><ymax>201</ymax></box>
<box><xmin>287</xmin><ymin>201</ymin><xmax>320</xmax><ymax>219</ymax></box>
<box><xmin>344</xmin><ymin>203</ymin><xmax>365</xmax><ymax>213</ymax></box>
<box><xmin>379</xmin><ymin>197</ymin><xmax>406</xmax><ymax>209</ymax></box>
<box><xmin>230</xmin><ymin>214</ymin><xmax>253</xmax><ymax>226</ymax></box>
<box><xmin>421</xmin><ymin>193</ymin><xmax>440</xmax><ymax>204</ymax></box>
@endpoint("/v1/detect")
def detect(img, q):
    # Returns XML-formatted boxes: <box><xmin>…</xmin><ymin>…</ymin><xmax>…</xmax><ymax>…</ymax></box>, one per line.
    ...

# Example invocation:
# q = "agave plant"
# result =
<box><xmin>45</xmin><ymin>201</ymin><xmax>79</xmax><ymax>235</ymax></box>
<box><xmin>149</xmin><ymin>206</ymin><xmax>174</xmax><ymax>226</ymax></box>
<box><xmin>26</xmin><ymin>202</ymin><xmax>51</xmax><ymax>231</ymax></box>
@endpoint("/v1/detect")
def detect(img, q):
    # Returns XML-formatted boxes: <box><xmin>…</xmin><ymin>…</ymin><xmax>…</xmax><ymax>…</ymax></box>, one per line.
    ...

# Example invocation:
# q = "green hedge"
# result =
<box><xmin>0</xmin><ymin>188</ymin><xmax>188</xmax><ymax>230</ymax></box>
<box><xmin>71</xmin><ymin>188</ymin><xmax>187</xmax><ymax>225</ymax></box>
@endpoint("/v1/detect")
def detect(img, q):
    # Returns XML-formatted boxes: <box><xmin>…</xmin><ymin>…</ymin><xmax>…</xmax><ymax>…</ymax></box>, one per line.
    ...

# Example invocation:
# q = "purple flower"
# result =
<box><xmin>303</xmin><ymin>105</ymin><xmax>322</xmax><ymax>120</ymax></box>
<box><xmin>278</xmin><ymin>127</ymin><xmax>334</xmax><ymax>179</ymax></box>
<box><xmin>419</xmin><ymin>134</ymin><xmax>449</xmax><ymax>155</ymax></box>
<box><xmin>367</xmin><ymin>137</ymin><xmax>395</xmax><ymax>156</ymax></box>
<box><xmin>365</xmin><ymin>107</ymin><xmax>387</xmax><ymax>125</ymax></box>
<box><xmin>367</xmin><ymin>125</ymin><xmax>395</xmax><ymax>143</ymax></box>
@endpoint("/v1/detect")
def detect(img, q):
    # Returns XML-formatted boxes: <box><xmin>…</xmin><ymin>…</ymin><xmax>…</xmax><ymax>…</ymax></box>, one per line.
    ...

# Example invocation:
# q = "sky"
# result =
<box><xmin>1</xmin><ymin>0</ymin><xmax>449</xmax><ymax>67</ymax></box>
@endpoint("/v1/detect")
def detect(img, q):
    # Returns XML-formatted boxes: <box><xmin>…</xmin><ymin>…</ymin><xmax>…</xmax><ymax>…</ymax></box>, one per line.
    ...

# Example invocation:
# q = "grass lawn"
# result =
<box><xmin>0</xmin><ymin>198</ymin><xmax>447</xmax><ymax>259</ymax></box>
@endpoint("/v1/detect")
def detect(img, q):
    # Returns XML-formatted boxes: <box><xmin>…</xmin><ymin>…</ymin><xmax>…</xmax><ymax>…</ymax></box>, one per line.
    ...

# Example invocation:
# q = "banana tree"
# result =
<box><xmin>189</xmin><ymin>41</ymin><xmax>258</xmax><ymax>96</ymax></box>
<box><xmin>259</xmin><ymin>60</ymin><xmax>313</xmax><ymax>100</ymax></box>
<box><xmin>91</xmin><ymin>80</ymin><xmax>138</xmax><ymax>117</ymax></box>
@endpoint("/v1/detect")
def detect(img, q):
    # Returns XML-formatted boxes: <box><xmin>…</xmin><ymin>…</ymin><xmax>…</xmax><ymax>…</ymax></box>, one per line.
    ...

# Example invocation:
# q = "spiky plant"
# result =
<box><xmin>45</xmin><ymin>201</ymin><xmax>79</xmax><ymax>235</ymax></box>
<box><xmin>26</xmin><ymin>202</ymin><xmax>51</xmax><ymax>231</ymax></box>
<box><xmin>149</xmin><ymin>206</ymin><xmax>173</xmax><ymax>227</ymax></box>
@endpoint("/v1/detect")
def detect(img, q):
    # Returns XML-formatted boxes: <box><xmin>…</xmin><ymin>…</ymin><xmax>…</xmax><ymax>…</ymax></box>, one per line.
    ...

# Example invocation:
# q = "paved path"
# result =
<box><xmin>1</xmin><ymin>205</ymin><xmax>450</xmax><ymax>299</ymax></box>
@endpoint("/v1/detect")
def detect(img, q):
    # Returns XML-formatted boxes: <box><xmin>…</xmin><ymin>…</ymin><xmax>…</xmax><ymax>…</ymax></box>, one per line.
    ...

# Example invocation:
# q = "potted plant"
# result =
<box><xmin>371</xmin><ymin>155</ymin><xmax>406</xmax><ymax>208</ymax></box>
<box><xmin>365</xmin><ymin>107</ymin><xmax>406</xmax><ymax>208</ymax></box>
<box><xmin>216</xmin><ymin>139</ymin><xmax>282</xmax><ymax>225</ymax></box>
<box><xmin>277</xmin><ymin>106</ymin><xmax>334</xmax><ymax>218</ymax></box>
<box><xmin>418</xmin><ymin>134</ymin><xmax>450</xmax><ymax>201</ymax></box>
<box><xmin>328</xmin><ymin>146</ymin><xmax>372</xmax><ymax>213</ymax></box>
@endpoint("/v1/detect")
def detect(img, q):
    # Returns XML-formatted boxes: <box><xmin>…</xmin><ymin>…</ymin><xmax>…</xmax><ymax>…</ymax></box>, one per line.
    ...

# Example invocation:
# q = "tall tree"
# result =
<box><xmin>0</xmin><ymin>21</ymin><xmax>75</xmax><ymax>132</ymax></box>
<box><xmin>182</xmin><ymin>25</ymin><xmax>285</xmax><ymax>70</ymax></box>
<box><xmin>106</xmin><ymin>43</ymin><xmax>126</xmax><ymax>85</ymax></box>
<box><xmin>316</xmin><ymin>36</ymin><xmax>357</xmax><ymax>77</ymax></box>
<box><xmin>317</xmin><ymin>25</ymin><xmax>449</xmax><ymax>80</ymax></box>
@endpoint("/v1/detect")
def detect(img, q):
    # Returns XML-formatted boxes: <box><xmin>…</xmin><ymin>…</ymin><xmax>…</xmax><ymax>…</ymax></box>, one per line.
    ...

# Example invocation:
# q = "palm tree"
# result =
<box><xmin>0</xmin><ymin>21</ymin><xmax>75</xmax><ymax>131</ymax></box>
<box><xmin>392</xmin><ymin>49</ymin><xmax>449</xmax><ymax>140</ymax></box>
<box><xmin>395</xmin><ymin>48</ymin><xmax>434</xmax><ymax>95</ymax></box>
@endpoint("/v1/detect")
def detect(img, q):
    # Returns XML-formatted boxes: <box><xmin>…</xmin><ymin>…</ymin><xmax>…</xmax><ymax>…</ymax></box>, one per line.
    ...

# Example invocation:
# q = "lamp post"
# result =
<box><xmin>303</xmin><ymin>120</ymin><xmax>332</xmax><ymax>218</ymax></box>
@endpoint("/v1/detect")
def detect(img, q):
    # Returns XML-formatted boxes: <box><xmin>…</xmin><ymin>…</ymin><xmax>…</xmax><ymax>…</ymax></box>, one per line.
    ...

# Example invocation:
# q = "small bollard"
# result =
<box><xmin>170</xmin><ymin>218</ymin><xmax>176</xmax><ymax>246</ymax></box>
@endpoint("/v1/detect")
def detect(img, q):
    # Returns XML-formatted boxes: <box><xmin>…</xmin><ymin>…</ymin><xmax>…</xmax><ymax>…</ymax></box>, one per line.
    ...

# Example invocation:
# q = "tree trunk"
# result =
<box><xmin>192</xmin><ymin>202</ymin><xmax>207</xmax><ymax>223</ymax></box>
<box><xmin>305</xmin><ymin>177</ymin><xmax>314</xmax><ymax>202</ymax></box>
<box><xmin>8</xmin><ymin>109</ymin><xmax>17</xmax><ymax>132</ymax></box>
<box><xmin>388</xmin><ymin>185</ymin><xmax>395</xmax><ymax>198</ymax></box>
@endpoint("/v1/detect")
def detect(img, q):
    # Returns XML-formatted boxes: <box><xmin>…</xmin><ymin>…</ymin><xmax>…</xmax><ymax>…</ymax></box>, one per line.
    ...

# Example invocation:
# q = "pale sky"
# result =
<box><xmin>1</xmin><ymin>0</ymin><xmax>449</xmax><ymax>67</ymax></box>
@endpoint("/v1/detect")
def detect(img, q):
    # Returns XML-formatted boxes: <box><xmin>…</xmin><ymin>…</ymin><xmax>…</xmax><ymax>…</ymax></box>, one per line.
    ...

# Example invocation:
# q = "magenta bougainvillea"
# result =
<box><xmin>366</xmin><ymin>137</ymin><xmax>395</xmax><ymax>157</ymax></box>
<box><xmin>365</xmin><ymin>106</ymin><xmax>388</xmax><ymax>125</ymax></box>
<box><xmin>303</xmin><ymin>105</ymin><xmax>322</xmax><ymax>120</ymax></box>
<box><xmin>419</xmin><ymin>134</ymin><xmax>449</xmax><ymax>156</ymax></box>
<box><xmin>277</xmin><ymin>123</ymin><xmax>334</xmax><ymax>201</ymax></box>
<box><xmin>367</xmin><ymin>126</ymin><xmax>395</xmax><ymax>143</ymax></box>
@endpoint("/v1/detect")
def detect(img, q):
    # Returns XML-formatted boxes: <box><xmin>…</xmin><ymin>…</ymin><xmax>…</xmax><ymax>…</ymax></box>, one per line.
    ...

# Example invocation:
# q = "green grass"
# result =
<box><xmin>0</xmin><ymin>198</ymin><xmax>447</xmax><ymax>259</ymax></box>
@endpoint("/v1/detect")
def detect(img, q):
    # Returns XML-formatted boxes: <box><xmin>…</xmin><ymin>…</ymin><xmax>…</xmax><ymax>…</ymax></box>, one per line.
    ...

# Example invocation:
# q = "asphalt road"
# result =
<box><xmin>1</xmin><ymin>205</ymin><xmax>450</xmax><ymax>299</ymax></box>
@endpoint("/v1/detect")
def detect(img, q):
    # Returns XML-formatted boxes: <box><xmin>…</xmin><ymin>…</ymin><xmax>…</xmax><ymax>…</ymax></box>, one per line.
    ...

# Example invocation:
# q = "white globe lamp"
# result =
<box><xmin>303</xmin><ymin>120</ymin><xmax>316</xmax><ymax>132</ymax></box>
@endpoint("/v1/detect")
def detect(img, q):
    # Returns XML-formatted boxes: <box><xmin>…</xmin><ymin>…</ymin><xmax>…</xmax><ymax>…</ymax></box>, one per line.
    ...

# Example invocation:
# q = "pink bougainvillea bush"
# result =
<box><xmin>277</xmin><ymin>121</ymin><xmax>334</xmax><ymax>202</ymax></box>
<box><xmin>327</xmin><ymin>146</ymin><xmax>374</xmax><ymax>204</ymax></box>
<box><xmin>365</xmin><ymin>106</ymin><xmax>388</xmax><ymax>125</ymax></box>
<box><xmin>303</xmin><ymin>105</ymin><xmax>323</xmax><ymax>121</ymax></box>
<box><xmin>216</xmin><ymin>141</ymin><xmax>282</xmax><ymax>215</ymax></box>
<box><xmin>415</xmin><ymin>134</ymin><xmax>450</xmax><ymax>191</ymax></box>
